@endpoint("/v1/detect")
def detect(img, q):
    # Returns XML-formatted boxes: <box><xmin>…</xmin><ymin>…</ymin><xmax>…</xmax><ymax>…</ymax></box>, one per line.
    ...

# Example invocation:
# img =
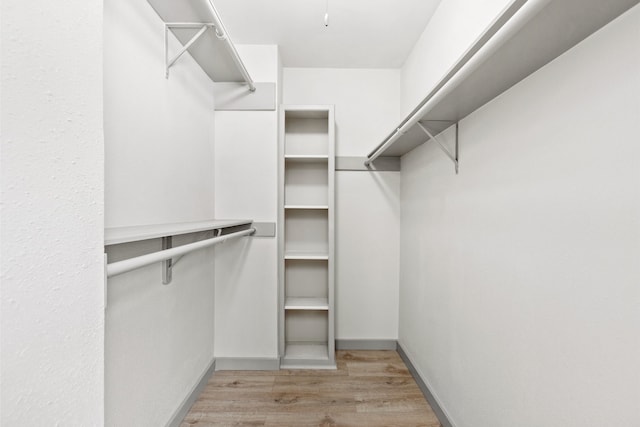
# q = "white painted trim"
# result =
<box><xmin>397</xmin><ymin>342</ymin><xmax>456</xmax><ymax>427</ymax></box>
<box><xmin>214</xmin><ymin>357</ymin><xmax>280</xmax><ymax>371</ymax></box>
<box><xmin>166</xmin><ymin>358</ymin><xmax>216</xmax><ymax>427</ymax></box>
<box><xmin>336</xmin><ymin>339</ymin><xmax>398</xmax><ymax>350</ymax></box>
<box><xmin>251</xmin><ymin>222</ymin><xmax>276</xmax><ymax>237</ymax></box>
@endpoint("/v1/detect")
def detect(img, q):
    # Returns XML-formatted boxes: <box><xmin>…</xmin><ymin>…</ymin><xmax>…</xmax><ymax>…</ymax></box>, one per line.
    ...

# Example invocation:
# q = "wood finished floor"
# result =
<box><xmin>181</xmin><ymin>350</ymin><xmax>441</xmax><ymax>427</ymax></box>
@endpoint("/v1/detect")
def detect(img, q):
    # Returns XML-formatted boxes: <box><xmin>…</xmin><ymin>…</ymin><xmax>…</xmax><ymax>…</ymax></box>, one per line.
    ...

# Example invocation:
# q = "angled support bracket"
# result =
<box><xmin>417</xmin><ymin>121</ymin><xmax>459</xmax><ymax>174</ymax></box>
<box><xmin>164</xmin><ymin>23</ymin><xmax>216</xmax><ymax>78</ymax></box>
<box><xmin>162</xmin><ymin>236</ymin><xmax>173</xmax><ymax>285</ymax></box>
<box><xmin>160</xmin><ymin>229</ymin><xmax>223</xmax><ymax>285</ymax></box>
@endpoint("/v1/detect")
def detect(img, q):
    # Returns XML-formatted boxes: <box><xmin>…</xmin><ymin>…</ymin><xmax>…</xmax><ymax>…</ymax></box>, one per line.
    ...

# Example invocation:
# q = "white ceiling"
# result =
<box><xmin>213</xmin><ymin>0</ymin><xmax>442</xmax><ymax>68</ymax></box>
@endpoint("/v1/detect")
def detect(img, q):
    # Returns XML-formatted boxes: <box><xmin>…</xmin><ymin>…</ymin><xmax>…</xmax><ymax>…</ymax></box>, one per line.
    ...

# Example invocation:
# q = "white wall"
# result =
<box><xmin>399</xmin><ymin>5</ymin><xmax>640</xmax><ymax>427</ymax></box>
<box><xmin>284</xmin><ymin>69</ymin><xmax>401</xmax><ymax>157</ymax></box>
<box><xmin>0</xmin><ymin>0</ymin><xmax>105</xmax><ymax>425</ymax></box>
<box><xmin>214</xmin><ymin>45</ymin><xmax>280</xmax><ymax>359</ymax></box>
<box><xmin>103</xmin><ymin>0</ymin><xmax>217</xmax><ymax>425</ymax></box>
<box><xmin>104</xmin><ymin>1</ymin><xmax>216</xmax><ymax>227</ymax></box>
<box><xmin>283</xmin><ymin>69</ymin><xmax>401</xmax><ymax>340</ymax></box>
<box><xmin>401</xmin><ymin>0</ymin><xmax>513</xmax><ymax>115</ymax></box>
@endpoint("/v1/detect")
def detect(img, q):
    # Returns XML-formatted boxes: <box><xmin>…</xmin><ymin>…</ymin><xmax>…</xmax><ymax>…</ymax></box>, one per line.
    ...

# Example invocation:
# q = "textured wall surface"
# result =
<box><xmin>0</xmin><ymin>0</ymin><xmax>105</xmax><ymax>425</ymax></box>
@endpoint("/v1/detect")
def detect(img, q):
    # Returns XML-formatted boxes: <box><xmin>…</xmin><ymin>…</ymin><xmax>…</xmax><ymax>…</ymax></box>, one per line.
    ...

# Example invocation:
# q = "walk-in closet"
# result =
<box><xmin>2</xmin><ymin>0</ymin><xmax>639</xmax><ymax>426</ymax></box>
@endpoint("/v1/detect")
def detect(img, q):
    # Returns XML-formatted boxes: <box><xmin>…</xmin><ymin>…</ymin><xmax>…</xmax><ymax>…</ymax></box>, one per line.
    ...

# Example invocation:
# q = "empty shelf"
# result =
<box><xmin>284</xmin><ymin>342</ymin><xmax>329</xmax><ymax>361</ymax></box>
<box><xmin>285</xmin><ymin>297</ymin><xmax>329</xmax><ymax>311</ymax></box>
<box><xmin>284</xmin><ymin>205</ymin><xmax>329</xmax><ymax>210</ymax></box>
<box><xmin>284</xmin><ymin>155</ymin><xmax>329</xmax><ymax>162</ymax></box>
<box><xmin>284</xmin><ymin>252</ymin><xmax>329</xmax><ymax>261</ymax></box>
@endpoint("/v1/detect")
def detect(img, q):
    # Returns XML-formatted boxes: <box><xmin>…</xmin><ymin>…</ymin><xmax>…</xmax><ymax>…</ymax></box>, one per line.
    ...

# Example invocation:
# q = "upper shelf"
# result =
<box><xmin>105</xmin><ymin>219</ymin><xmax>252</xmax><ymax>246</ymax></box>
<box><xmin>366</xmin><ymin>0</ymin><xmax>638</xmax><ymax>163</ymax></box>
<box><xmin>147</xmin><ymin>0</ymin><xmax>254</xmax><ymax>89</ymax></box>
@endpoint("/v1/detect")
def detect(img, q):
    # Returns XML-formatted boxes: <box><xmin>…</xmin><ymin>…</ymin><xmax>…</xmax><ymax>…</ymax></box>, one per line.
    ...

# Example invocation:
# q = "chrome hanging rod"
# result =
<box><xmin>364</xmin><ymin>0</ymin><xmax>532</xmax><ymax>167</ymax></box>
<box><xmin>107</xmin><ymin>227</ymin><xmax>255</xmax><ymax>279</ymax></box>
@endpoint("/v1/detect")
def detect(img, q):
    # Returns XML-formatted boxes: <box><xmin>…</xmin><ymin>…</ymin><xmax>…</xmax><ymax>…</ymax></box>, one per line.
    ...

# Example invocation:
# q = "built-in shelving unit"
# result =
<box><xmin>279</xmin><ymin>105</ymin><xmax>336</xmax><ymax>369</ymax></box>
<box><xmin>365</xmin><ymin>0</ymin><xmax>638</xmax><ymax>167</ymax></box>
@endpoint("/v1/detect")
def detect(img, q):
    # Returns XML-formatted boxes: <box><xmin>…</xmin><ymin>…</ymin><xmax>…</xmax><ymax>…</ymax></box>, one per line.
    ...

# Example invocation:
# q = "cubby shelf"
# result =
<box><xmin>285</xmin><ymin>297</ymin><xmax>329</xmax><ymax>311</ymax></box>
<box><xmin>285</xmin><ymin>155</ymin><xmax>329</xmax><ymax>162</ymax></box>
<box><xmin>283</xmin><ymin>252</ymin><xmax>329</xmax><ymax>261</ymax></box>
<box><xmin>284</xmin><ymin>205</ymin><xmax>329</xmax><ymax>210</ymax></box>
<box><xmin>283</xmin><ymin>343</ymin><xmax>329</xmax><ymax>362</ymax></box>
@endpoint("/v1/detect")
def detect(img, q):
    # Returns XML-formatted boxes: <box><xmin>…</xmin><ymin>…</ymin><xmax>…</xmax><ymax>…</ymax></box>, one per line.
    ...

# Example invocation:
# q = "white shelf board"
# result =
<box><xmin>370</xmin><ymin>0</ymin><xmax>638</xmax><ymax>158</ymax></box>
<box><xmin>105</xmin><ymin>219</ymin><xmax>252</xmax><ymax>246</ymax></box>
<box><xmin>285</xmin><ymin>297</ymin><xmax>329</xmax><ymax>311</ymax></box>
<box><xmin>284</xmin><ymin>252</ymin><xmax>329</xmax><ymax>261</ymax></box>
<box><xmin>146</xmin><ymin>0</ymin><xmax>244</xmax><ymax>83</ymax></box>
<box><xmin>284</xmin><ymin>155</ymin><xmax>329</xmax><ymax>162</ymax></box>
<box><xmin>283</xmin><ymin>342</ymin><xmax>329</xmax><ymax>361</ymax></box>
<box><xmin>284</xmin><ymin>205</ymin><xmax>329</xmax><ymax>210</ymax></box>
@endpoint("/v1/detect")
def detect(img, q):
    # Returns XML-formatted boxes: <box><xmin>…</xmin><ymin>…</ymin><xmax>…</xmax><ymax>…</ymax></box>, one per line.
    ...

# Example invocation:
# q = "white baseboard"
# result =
<box><xmin>397</xmin><ymin>343</ymin><xmax>455</xmax><ymax>427</ymax></box>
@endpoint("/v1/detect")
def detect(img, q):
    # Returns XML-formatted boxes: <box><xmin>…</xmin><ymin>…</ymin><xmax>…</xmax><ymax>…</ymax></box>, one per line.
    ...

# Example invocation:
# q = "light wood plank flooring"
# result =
<box><xmin>181</xmin><ymin>350</ymin><xmax>441</xmax><ymax>427</ymax></box>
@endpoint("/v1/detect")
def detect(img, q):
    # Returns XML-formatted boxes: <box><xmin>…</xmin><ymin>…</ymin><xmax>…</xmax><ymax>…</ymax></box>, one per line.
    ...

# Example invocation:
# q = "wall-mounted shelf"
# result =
<box><xmin>105</xmin><ymin>219</ymin><xmax>252</xmax><ymax>246</ymax></box>
<box><xmin>105</xmin><ymin>220</ymin><xmax>255</xmax><ymax>283</ymax></box>
<box><xmin>146</xmin><ymin>0</ymin><xmax>273</xmax><ymax>103</ymax></box>
<box><xmin>365</xmin><ymin>0</ymin><xmax>638</xmax><ymax>169</ymax></box>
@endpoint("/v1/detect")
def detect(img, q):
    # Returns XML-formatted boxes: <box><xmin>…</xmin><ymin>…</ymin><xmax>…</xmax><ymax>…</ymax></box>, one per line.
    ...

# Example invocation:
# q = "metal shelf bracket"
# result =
<box><xmin>162</xmin><ymin>236</ymin><xmax>173</xmax><ymax>284</ymax></box>
<box><xmin>417</xmin><ymin>121</ymin><xmax>459</xmax><ymax>174</ymax></box>
<box><xmin>164</xmin><ymin>23</ymin><xmax>215</xmax><ymax>78</ymax></box>
<box><xmin>160</xmin><ymin>228</ymin><xmax>224</xmax><ymax>284</ymax></box>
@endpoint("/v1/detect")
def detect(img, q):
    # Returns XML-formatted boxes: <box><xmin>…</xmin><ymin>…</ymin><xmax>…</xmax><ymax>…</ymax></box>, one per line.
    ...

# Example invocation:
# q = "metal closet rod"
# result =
<box><xmin>206</xmin><ymin>0</ymin><xmax>256</xmax><ymax>92</ymax></box>
<box><xmin>364</xmin><ymin>0</ymin><xmax>537</xmax><ymax>167</ymax></box>
<box><xmin>106</xmin><ymin>227</ymin><xmax>256</xmax><ymax>278</ymax></box>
